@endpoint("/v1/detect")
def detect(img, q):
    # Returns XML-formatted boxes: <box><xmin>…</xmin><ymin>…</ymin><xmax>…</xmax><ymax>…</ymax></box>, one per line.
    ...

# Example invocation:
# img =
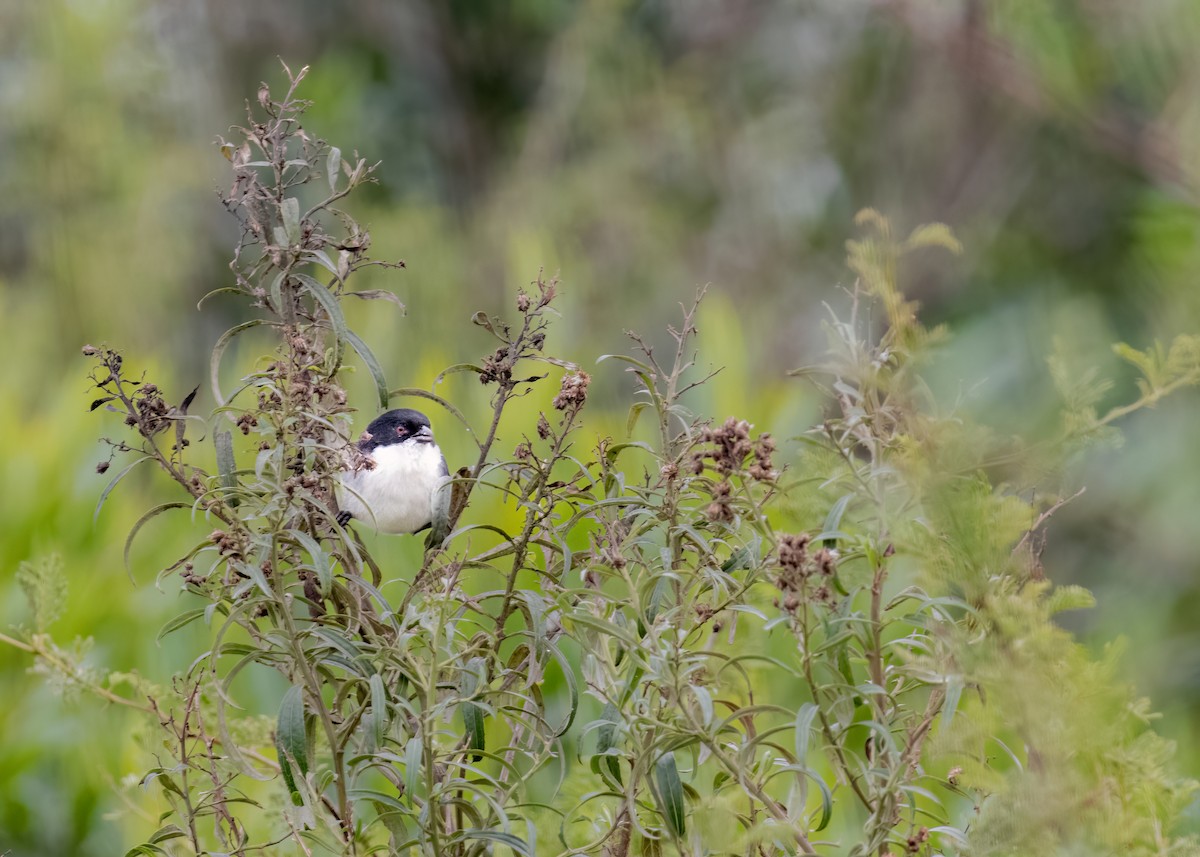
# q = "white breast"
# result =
<box><xmin>340</xmin><ymin>442</ymin><xmax>442</xmax><ymax>534</ymax></box>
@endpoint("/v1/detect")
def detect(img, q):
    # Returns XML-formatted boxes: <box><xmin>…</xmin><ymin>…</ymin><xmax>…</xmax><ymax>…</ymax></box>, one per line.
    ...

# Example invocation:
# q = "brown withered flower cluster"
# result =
<box><xmin>688</xmin><ymin>417</ymin><xmax>776</xmax><ymax>523</ymax></box>
<box><xmin>905</xmin><ymin>827</ymin><xmax>930</xmax><ymax>854</ymax></box>
<box><xmin>85</xmin><ymin>345</ymin><xmax>188</xmax><ymax>449</ymax></box>
<box><xmin>479</xmin><ymin>346</ymin><xmax>514</xmax><ymax>386</ymax></box>
<box><xmin>553</xmin><ymin>370</ymin><xmax>590</xmax><ymax>412</ymax></box>
<box><xmin>688</xmin><ymin>417</ymin><xmax>776</xmax><ymax>480</ymax></box>
<box><xmin>706</xmin><ymin>481</ymin><xmax>735</xmax><ymax>523</ymax></box>
<box><xmin>130</xmin><ymin>384</ymin><xmax>171</xmax><ymax>435</ymax></box>
<box><xmin>209</xmin><ymin>528</ymin><xmax>248</xmax><ymax>563</ymax></box>
<box><xmin>774</xmin><ymin>532</ymin><xmax>839</xmax><ymax>611</ymax></box>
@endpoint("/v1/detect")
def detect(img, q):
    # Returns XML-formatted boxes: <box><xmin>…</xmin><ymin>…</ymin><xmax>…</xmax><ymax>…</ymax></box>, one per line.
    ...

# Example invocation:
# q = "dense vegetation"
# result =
<box><xmin>7</xmin><ymin>71</ymin><xmax>1200</xmax><ymax>855</ymax></box>
<box><xmin>7</xmin><ymin>3</ymin><xmax>1200</xmax><ymax>855</ymax></box>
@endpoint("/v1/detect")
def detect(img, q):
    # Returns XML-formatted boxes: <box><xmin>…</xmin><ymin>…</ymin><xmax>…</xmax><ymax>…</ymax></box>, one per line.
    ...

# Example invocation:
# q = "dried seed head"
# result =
<box><xmin>479</xmin><ymin>347</ymin><xmax>511</xmax><ymax>385</ymax></box>
<box><xmin>814</xmin><ymin>547</ymin><xmax>838</xmax><ymax>576</ymax></box>
<box><xmin>514</xmin><ymin>442</ymin><xmax>532</xmax><ymax>461</ymax></box>
<box><xmin>779</xmin><ymin>534</ymin><xmax>810</xmax><ymax>576</ymax></box>
<box><xmin>81</xmin><ymin>344</ymin><xmax>99</xmax><ymax>356</ymax></box>
<box><xmin>553</xmin><ymin>370</ymin><xmax>590</xmax><ymax>411</ymax></box>
<box><xmin>516</xmin><ymin>291</ymin><xmax>531</xmax><ymax>312</ymax></box>
<box><xmin>96</xmin><ymin>460</ymin><xmax>110</xmax><ymax>474</ymax></box>
<box><xmin>705</xmin><ymin>480</ymin><xmax>735</xmax><ymax>523</ymax></box>
<box><xmin>536</xmin><ymin>414</ymin><xmax>551</xmax><ymax>440</ymax></box>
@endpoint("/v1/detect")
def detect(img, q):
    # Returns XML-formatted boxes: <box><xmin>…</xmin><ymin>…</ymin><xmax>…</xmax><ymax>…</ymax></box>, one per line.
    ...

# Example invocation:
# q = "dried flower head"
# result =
<box><xmin>692</xmin><ymin>416</ymin><xmax>775</xmax><ymax>480</ymax></box>
<box><xmin>479</xmin><ymin>347</ymin><xmax>512</xmax><ymax>386</ymax></box>
<box><xmin>778</xmin><ymin>534</ymin><xmax>811</xmax><ymax>586</ymax></box>
<box><xmin>814</xmin><ymin>547</ymin><xmax>838</xmax><ymax>576</ymax></box>
<box><xmin>553</xmin><ymin>370</ymin><xmax>590</xmax><ymax>411</ymax></box>
<box><xmin>705</xmin><ymin>480</ymin><xmax>735</xmax><ymax>523</ymax></box>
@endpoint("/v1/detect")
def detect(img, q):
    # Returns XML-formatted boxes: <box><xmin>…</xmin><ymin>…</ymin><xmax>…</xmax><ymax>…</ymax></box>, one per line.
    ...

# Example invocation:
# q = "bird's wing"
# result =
<box><xmin>425</xmin><ymin>453</ymin><xmax>453</xmax><ymax>549</ymax></box>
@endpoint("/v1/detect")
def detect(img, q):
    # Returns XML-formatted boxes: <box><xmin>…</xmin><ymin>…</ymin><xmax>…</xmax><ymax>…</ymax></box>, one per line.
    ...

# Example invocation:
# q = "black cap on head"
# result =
<box><xmin>360</xmin><ymin>408</ymin><xmax>433</xmax><ymax>451</ymax></box>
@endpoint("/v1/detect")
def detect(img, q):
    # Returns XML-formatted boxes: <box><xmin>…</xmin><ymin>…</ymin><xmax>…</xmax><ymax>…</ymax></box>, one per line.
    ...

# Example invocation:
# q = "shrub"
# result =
<box><xmin>9</xmin><ymin>67</ymin><xmax>1200</xmax><ymax>857</ymax></box>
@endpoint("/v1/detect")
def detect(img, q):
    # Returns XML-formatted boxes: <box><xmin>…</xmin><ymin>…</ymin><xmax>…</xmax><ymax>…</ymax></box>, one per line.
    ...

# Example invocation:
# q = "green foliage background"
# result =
<box><xmin>4</xmin><ymin>1</ymin><xmax>1200</xmax><ymax>853</ymax></box>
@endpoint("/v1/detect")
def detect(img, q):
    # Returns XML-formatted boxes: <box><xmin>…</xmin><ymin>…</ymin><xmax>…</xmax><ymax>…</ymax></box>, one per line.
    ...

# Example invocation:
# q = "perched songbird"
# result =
<box><xmin>337</xmin><ymin>408</ymin><xmax>452</xmax><ymax>546</ymax></box>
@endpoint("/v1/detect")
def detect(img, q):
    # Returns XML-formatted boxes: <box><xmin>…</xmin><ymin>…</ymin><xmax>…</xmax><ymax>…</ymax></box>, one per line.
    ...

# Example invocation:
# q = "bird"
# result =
<box><xmin>337</xmin><ymin>408</ymin><xmax>452</xmax><ymax>546</ymax></box>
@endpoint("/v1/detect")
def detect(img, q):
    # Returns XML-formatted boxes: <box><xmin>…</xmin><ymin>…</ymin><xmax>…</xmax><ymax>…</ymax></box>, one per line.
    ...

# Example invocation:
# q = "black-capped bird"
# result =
<box><xmin>337</xmin><ymin>408</ymin><xmax>452</xmax><ymax>547</ymax></box>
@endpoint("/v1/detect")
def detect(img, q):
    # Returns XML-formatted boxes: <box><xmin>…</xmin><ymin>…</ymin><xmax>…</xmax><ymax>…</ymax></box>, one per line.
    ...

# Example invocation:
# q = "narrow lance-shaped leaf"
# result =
<box><xmin>281</xmin><ymin>197</ymin><xmax>300</xmax><ymax>244</ymax></box>
<box><xmin>214</xmin><ymin>429</ymin><xmax>237</xmax><ymax>498</ymax></box>
<box><xmin>370</xmin><ymin>673</ymin><xmax>388</xmax><ymax>747</ymax></box>
<box><xmin>462</xmin><ymin>702</ymin><xmax>485</xmax><ymax>759</ymax></box>
<box><xmin>344</xmin><ymin>329</ymin><xmax>390</xmax><ymax>411</ymax></box>
<box><xmin>654</xmin><ymin>751</ymin><xmax>686</xmax><ymax>838</ymax></box>
<box><xmin>347</xmin><ymin>289</ymin><xmax>406</xmax><ymax>313</ymax></box>
<box><xmin>326</xmin><ymin>146</ymin><xmax>341</xmax><ymax>193</ymax></box>
<box><xmin>595</xmin><ymin>702</ymin><xmax>623</xmax><ymax>785</ymax></box>
<box><xmin>276</xmin><ymin>685</ymin><xmax>308</xmax><ymax>804</ymax></box>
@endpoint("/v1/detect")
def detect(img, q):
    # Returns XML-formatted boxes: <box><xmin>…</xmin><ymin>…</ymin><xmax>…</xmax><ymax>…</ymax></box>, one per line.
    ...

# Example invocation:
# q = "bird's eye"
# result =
<box><xmin>396</xmin><ymin>425</ymin><xmax>407</xmax><ymax>436</ymax></box>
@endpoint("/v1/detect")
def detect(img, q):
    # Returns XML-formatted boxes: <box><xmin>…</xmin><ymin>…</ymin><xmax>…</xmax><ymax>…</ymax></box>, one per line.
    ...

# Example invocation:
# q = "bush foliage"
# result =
<box><xmin>8</xmin><ymin>69</ymin><xmax>1200</xmax><ymax>857</ymax></box>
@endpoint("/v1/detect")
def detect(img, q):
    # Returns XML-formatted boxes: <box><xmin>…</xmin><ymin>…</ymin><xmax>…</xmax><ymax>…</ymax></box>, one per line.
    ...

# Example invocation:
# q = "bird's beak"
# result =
<box><xmin>414</xmin><ymin>425</ymin><xmax>434</xmax><ymax>444</ymax></box>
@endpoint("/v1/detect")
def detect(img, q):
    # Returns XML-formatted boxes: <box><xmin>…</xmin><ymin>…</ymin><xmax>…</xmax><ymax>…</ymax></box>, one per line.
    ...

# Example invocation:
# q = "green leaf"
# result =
<box><xmin>156</xmin><ymin>607</ymin><xmax>209</xmax><ymax>643</ymax></box>
<box><xmin>721</xmin><ymin>544</ymin><xmax>755</xmax><ymax>573</ymax></box>
<box><xmin>645</xmin><ymin>576</ymin><xmax>672</xmax><ymax>625</ymax></box>
<box><xmin>403</xmin><ymin>736</ymin><xmax>422</xmax><ymax>796</ymax></box>
<box><xmin>147</xmin><ymin>825</ymin><xmax>187</xmax><ymax>845</ymax></box>
<box><xmin>124</xmin><ymin>502</ymin><xmax>191</xmax><ymax>581</ymax></box>
<box><xmin>370</xmin><ymin>673</ymin><xmax>388</xmax><ymax>747</ymax></box>
<box><xmin>281</xmin><ymin>196</ymin><xmax>300</xmax><ymax>244</ymax></box>
<box><xmin>793</xmin><ymin>702</ymin><xmax>819</xmax><ymax>771</ymax></box>
<box><xmin>431</xmin><ymin>362</ymin><xmax>485</xmax><ymax>387</ymax></box>
<box><xmin>347</xmin><ymin>289</ymin><xmax>406</xmax><ymax>313</ymax></box>
<box><xmin>595</xmin><ymin>702</ymin><xmax>623</xmax><ymax>785</ymax></box>
<box><xmin>289</xmin><ymin>529</ymin><xmax>332</xmax><ymax>596</ymax></box>
<box><xmin>626</xmin><ymin>401</ymin><xmax>651</xmax><ymax>437</ymax></box>
<box><xmin>293</xmin><ymin>273</ymin><xmax>347</xmax><ymax>360</ymax></box>
<box><xmin>214</xmin><ymin>429</ymin><xmax>237</xmax><ymax>493</ymax></box>
<box><xmin>940</xmin><ymin>677</ymin><xmax>963</xmax><ymax>734</ymax></box>
<box><xmin>822</xmin><ymin>494</ymin><xmax>853</xmax><ymax>544</ymax></box>
<box><xmin>810</xmin><ymin>774</ymin><xmax>833</xmax><ymax>832</ymax></box>
<box><xmin>462</xmin><ymin>702</ymin><xmax>486</xmax><ymax>758</ymax></box>
<box><xmin>654</xmin><ymin>751</ymin><xmax>687</xmax><ymax>838</ymax></box>
<box><xmin>326</xmin><ymin>146</ymin><xmax>341</xmax><ymax>193</ymax></box>
<box><xmin>95</xmin><ymin>456</ymin><xmax>153</xmax><ymax>523</ymax></box>
<box><xmin>450</xmin><ymin>830</ymin><xmax>532</xmax><ymax>857</ymax></box>
<box><xmin>304</xmin><ymin>249</ymin><xmax>342</xmax><ymax>282</ymax></box>
<box><xmin>124</xmin><ymin>846</ymin><xmax>167</xmax><ymax>856</ymax></box>
<box><xmin>196</xmin><ymin>286</ymin><xmax>243</xmax><ymax>309</ymax></box>
<box><xmin>210</xmin><ymin>319</ymin><xmax>268</xmax><ymax>409</ymax></box>
<box><xmin>344</xmin><ymin>329</ymin><xmax>390</xmax><ymax>410</ymax></box>
<box><xmin>276</xmin><ymin>685</ymin><xmax>308</xmax><ymax>801</ymax></box>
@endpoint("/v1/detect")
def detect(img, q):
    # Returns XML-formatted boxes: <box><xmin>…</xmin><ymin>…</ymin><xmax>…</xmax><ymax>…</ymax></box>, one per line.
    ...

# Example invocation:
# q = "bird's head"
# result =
<box><xmin>359</xmin><ymin>408</ymin><xmax>435</xmax><ymax>452</ymax></box>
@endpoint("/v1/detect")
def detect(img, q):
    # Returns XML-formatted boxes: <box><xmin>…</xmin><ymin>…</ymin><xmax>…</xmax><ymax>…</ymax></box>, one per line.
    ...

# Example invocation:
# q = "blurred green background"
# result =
<box><xmin>4</xmin><ymin>0</ymin><xmax>1200</xmax><ymax>852</ymax></box>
